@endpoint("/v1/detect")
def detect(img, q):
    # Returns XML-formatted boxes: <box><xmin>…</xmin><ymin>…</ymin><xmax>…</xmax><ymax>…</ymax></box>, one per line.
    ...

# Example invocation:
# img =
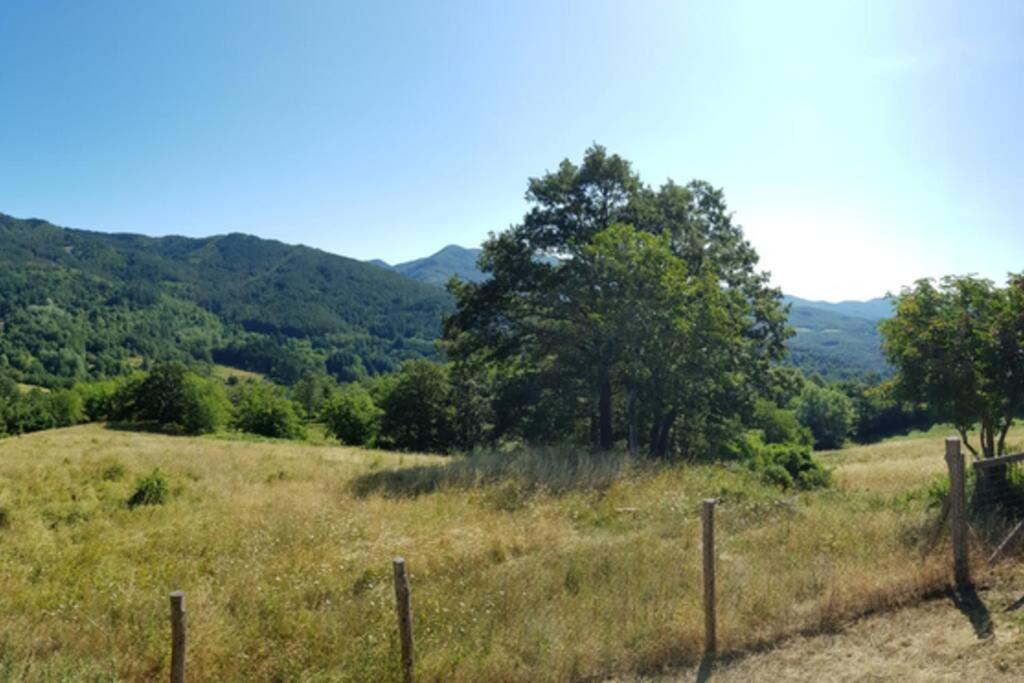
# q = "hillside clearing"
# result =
<box><xmin>0</xmin><ymin>425</ymin><xmax>1017</xmax><ymax>681</ymax></box>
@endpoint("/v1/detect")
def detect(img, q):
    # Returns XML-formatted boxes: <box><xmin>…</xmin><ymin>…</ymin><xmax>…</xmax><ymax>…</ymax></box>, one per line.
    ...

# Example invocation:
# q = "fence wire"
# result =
<box><xmin>969</xmin><ymin>453</ymin><xmax>1024</xmax><ymax>564</ymax></box>
<box><xmin>704</xmin><ymin>481</ymin><xmax>948</xmax><ymax>654</ymax></box>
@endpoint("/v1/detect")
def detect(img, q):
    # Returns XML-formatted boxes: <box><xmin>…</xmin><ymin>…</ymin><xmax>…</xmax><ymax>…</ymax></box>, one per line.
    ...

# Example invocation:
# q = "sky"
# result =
<box><xmin>1</xmin><ymin>1</ymin><xmax>1022</xmax><ymax>301</ymax></box>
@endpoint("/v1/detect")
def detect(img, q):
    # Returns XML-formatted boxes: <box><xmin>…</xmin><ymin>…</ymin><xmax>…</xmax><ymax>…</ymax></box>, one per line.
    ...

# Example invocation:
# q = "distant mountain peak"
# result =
<box><xmin>370</xmin><ymin>244</ymin><xmax>485</xmax><ymax>286</ymax></box>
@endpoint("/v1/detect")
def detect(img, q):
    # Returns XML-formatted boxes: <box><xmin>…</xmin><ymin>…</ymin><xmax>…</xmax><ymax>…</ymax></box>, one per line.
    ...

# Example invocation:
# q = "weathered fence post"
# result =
<box><xmin>945</xmin><ymin>438</ymin><xmax>969</xmax><ymax>588</ymax></box>
<box><xmin>170</xmin><ymin>591</ymin><xmax>186</xmax><ymax>683</ymax></box>
<box><xmin>702</xmin><ymin>498</ymin><xmax>717</xmax><ymax>654</ymax></box>
<box><xmin>392</xmin><ymin>558</ymin><xmax>415</xmax><ymax>683</ymax></box>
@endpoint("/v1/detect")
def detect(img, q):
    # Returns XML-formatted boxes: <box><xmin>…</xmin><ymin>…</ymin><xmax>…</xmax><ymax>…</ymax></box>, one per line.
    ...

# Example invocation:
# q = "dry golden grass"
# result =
<box><xmin>633</xmin><ymin>562</ymin><xmax>1024</xmax><ymax>682</ymax></box>
<box><xmin>0</xmin><ymin>424</ymin><xmax>991</xmax><ymax>681</ymax></box>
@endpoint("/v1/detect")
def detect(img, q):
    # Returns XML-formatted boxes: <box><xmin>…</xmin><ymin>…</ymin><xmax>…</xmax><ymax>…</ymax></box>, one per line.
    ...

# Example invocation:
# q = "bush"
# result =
<box><xmin>322</xmin><ymin>384</ymin><xmax>382</xmax><ymax>446</ymax></box>
<box><xmin>127</xmin><ymin>470</ymin><xmax>169</xmax><ymax>508</ymax></box>
<box><xmin>7</xmin><ymin>389</ymin><xmax>56</xmax><ymax>434</ymax></box>
<box><xmin>750</xmin><ymin>399</ymin><xmax>812</xmax><ymax>446</ymax></box>
<box><xmin>796</xmin><ymin>383</ymin><xmax>856</xmax><ymax>450</ymax></box>
<box><xmin>119</xmin><ymin>363</ymin><xmax>229</xmax><ymax>435</ymax></box>
<box><xmin>232</xmin><ymin>382</ymin><xmax>306</xmax><ymax>439</ymax></box>
<box><xmin>749</xmin><ymin>442</ymin><xmax>831</xmax><ymax>490</ymax></box>
<box><xmin>74</xmin><ymin>379</ymin><xmax>122</xmax><ymax>422</ymax></box>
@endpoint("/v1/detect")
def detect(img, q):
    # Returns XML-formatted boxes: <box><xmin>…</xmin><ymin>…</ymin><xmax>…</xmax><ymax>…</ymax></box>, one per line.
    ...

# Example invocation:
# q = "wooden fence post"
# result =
<box><xmin>702</xmin><ymin>499</ymin><xmax>717</xmax><ymax>654</ymax></box>
<box><xmin>392</xmin><ymin>558</ymin><xmax>415</xmax><ymax>683</ymax></box>
<box><xmin>945</xmin><ymin>438</ymin><xmax>969</xmax><ymax>588</ymax></box>
<box><xmin>170</xmin><ymin>591</ymin><xmax>186</xmax><ymax>683</ymax></box>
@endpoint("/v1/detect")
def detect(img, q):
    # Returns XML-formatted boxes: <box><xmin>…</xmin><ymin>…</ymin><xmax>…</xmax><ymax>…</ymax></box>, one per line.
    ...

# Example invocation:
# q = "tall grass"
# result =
<box><xmin>0</xmin><ymin>424</ymin><xmax>1009</xmax><ymax>681</ymax></box>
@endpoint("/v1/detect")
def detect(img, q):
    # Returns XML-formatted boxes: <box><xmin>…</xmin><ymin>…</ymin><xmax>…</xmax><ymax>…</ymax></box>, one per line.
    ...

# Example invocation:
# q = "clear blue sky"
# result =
<box><xmin>2</xmin><ymin>1</ymin><xmax>1022</xmax><ymax>300</ymax></box>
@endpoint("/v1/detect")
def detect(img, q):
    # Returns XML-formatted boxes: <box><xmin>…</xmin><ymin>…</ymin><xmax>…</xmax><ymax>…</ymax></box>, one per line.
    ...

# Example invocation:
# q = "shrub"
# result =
<box><xmin>751</xmin><ymin>399</ymin><xmax>813</xmax><ymax>446</ymax></box>
<box><xmin>232</xmin><ymin>382</ymin><xmax>305</xmax><ymax>439</ymax></box>
<box><xmin>74</xmin><ymin>379</ymin><xmax>122</xmax><ymax>421</ymax></box>
<box><xmin>49</xmin><ymin>390</ymin><xmax>85</xmax><ymax>427</ymax></box>
<box><xmin>127</xmin><ymin>470</ymin><xmax>169</xmax><ymax>508</ymax></box>
<box><xmin>749</xmin><ymin>442</ymin><xmax>831</xmax><ymax>490</ymax></box>
<box><xmin>322</xmin><ymin>384</ymin><xmax>382</xmax><ymax>446</ymax></box>
<box><xmin>796</xmin><ymin>383</ymin><xmax>856</xmax><ymax>450</ymax></box>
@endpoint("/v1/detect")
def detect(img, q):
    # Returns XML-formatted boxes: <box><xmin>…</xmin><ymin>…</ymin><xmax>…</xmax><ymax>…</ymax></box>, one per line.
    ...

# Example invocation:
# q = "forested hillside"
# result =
<box><xmin>0</xmin><ymin>213</ymin><xmax>451</xmax><ymax>387</ymax></box>
<box><xmin>784</xmin><ymin>302</ymin><xmax>890</xmax><ymax>379</ymax></box>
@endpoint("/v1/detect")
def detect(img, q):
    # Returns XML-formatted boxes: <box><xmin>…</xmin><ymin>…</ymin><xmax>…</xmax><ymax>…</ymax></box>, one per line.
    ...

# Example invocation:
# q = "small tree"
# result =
<box><xmin>795</xmin><ymin>383</ymin><xmax>855</xmax><ymax>450</ymax></box>
<box><xmin>292</xmin><ymin>373</ymin><xmax>335</xmax><ymax>419</ymax></box>
<box><xmin>377</xmin><ymin>360</ymin><xmax>454</xmax><ymax>453</ymax></box>
<box><xmin>322</xmin><ymin>384</ymin><xmax>382</xmax><ymax>446</ymax></box>
<box><xmin>880</xmin><ymin>275</ymin><xmax>1024</xmax><ymax>459</ymax></box>
<box><xmin>124</xmin><ymin>363</ymin><xmax>229</xmax><ymax>435</ymax></box>
<box><xmin>233</xmin><ymin>382</ymin><xmax>305</xmax><ymax>439</ymax></box>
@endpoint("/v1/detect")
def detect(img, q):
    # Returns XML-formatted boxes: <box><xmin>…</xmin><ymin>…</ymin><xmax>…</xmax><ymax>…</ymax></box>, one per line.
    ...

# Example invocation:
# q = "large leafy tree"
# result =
<box><xmin>445</xmin><ymin>145</ymin><xmax>789</xmax><ymax>456</ymax></box>
<box><xmin>880</xmin><ymin>275</ymin><xmax>1024</xmax><ymax>459</ymax></box>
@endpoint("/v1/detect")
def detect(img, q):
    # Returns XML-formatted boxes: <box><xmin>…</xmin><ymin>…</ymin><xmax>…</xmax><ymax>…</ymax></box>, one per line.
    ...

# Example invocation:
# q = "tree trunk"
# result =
<box><xmin>597</xmin><ymin>373</ymin><xmax>612</xmax><ymax>451</ymax></box>
<box><xmin>649</xmin><ymin>410</ymin><xmax>677</xmax><ymax>459</ymax></box>
<box><xmin>626</xmin><ymin>388</ymin><xmax>639</xmax><ymax>457</ymax></box>
<box><xmin>978</xmin><ymin>418</ymin><xmax>1010</xmax><ymax>508</ymax></box>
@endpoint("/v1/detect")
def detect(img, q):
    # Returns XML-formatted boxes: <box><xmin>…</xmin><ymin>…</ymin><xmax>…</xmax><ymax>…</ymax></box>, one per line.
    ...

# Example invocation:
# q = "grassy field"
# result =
<box><xmin>210</xmin><ymin>364</ymin><xmax>266</xmax><ymax>383</ymax></box>
<box><xmin>0</xmin><ymin>425</ymin><xmax>1016</xmax><ymax>681</ymax></box>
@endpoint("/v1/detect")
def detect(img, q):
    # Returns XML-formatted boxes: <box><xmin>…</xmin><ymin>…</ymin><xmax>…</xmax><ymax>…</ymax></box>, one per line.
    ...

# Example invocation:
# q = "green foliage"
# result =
<box><xmin>749</xmin><ymin>441</ymin><xmax>831</xmax><ymax>490</ymax></box>
<box><xmin>751</xmin><ymin>399</ymin><xmax>812</xmax><ymax>446</ymax></box>
<box><xmin>0</xmin><ymin>212</ymin><xmax>450</xmax><ymax>388</ymax></box>
<box><xmin>291</xmin><ymin>373</ymin><xmax>335</xmax><ymax>419</ymax></box>
<box><xmin>127</xmin><ymin>469</ymin><xmax>169</xmax><ymax>508</ymax></box>
<box><xmin>48</xmin><ymin>390</ymin><xmax>85</xmax><ymax>428</ymax></box>
<box><xmin>377</xmin><ymin>360</ymin><xmax>454</xmax><ymax>453</ymax></box>
<box><xmin>73</xmin><ymin>379</ymin><xmax>123</xmax><ymax>421</ymax></box>
<box><xmin>231</xmin><ymin>382</ymin><xmax>305</xmax><ymax>439</ymax></box>
<box><xmin>322</xmin><ymin>384</ymin><xmax>383</xmax><ymax>446</ymax></box>
<box><xmin>796</xmin><ymin>383</ymin><xmax>856</xmax><ymax>450</ymax></box>
<box><xmin>880</xmin><ymin>274</ymin><xmax>1024</xmax><ymax>459</ymax></box>
<box><xmin>839</xmin><ymin>378</ymin><xmax>933</xmax><ymax>442</ymax></box>
<box><xmin>118</xmin><ymin>363</ymin><xmax>229</xmax><ymax>435</ymax></box>
<box><xmin>444</xmin><ymin>146</ymin><xmax>791</xmax><ymax>458</ymax></box>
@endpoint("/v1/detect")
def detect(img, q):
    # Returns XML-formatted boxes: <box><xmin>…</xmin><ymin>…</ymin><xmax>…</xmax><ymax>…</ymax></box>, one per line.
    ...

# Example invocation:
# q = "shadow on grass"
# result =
<box><xmin>694</xmin><ymin>655</ymin><xmax>714</xmax><ymax>682</ymax></box>
<box><xmin>950</xmin><ymin>586</ymin><xmax>993</xmax><ymax>639</ymax></box>
<box><xmin>351</xmin><ymin>447</ymin><xmax>635</xmax><ymax>499</ymax></box>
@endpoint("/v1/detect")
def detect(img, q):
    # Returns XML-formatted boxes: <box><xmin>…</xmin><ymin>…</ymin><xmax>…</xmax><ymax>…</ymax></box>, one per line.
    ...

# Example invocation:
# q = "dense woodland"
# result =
<box><xmin>0</xmin><ymin>212</ymin><xmax>449</xmax><ymax>387</ymax></box>
<box><xmin>1</xmin><ymin>148</ymin><xmax>1020</xmax><ymax>475</ymax></box>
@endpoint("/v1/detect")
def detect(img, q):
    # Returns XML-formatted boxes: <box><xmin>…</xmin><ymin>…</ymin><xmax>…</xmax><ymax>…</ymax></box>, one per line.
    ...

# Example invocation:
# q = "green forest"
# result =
<box><xmin>0</xmin><ymin>213</ymin><xmax>450</xmax><ymax>387</ymax></box>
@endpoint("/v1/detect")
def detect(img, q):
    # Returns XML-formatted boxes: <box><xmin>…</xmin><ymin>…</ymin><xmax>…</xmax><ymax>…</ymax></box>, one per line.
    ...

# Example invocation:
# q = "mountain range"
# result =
<box><xmin>0</xmin><ymin>212</ymin><xmax>891</xmax><ymax>388</ymax></box>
